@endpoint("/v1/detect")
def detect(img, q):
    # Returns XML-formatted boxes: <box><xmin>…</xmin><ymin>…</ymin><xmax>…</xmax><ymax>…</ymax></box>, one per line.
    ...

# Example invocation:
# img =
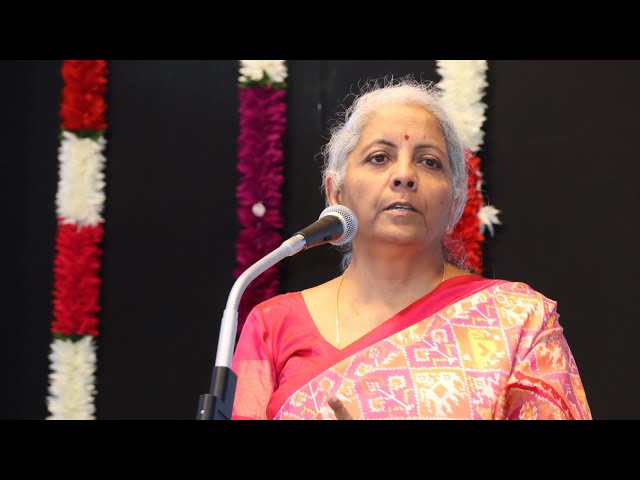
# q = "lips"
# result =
<box><xmin>384</xmin><ymin>201</ymin><xmax>418</xmax><ymax>212</ymax></box>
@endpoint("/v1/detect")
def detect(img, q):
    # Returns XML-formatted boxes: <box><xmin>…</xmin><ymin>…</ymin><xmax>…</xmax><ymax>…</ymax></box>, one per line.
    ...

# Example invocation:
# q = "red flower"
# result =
<box><xmin>60</xmin><ymin>60</ymin><xmax>108</xmax><ymax>131</ymax></box>
<box><xmin>450</xmin><ymin>153</ymin><xmax>486</xmax><ymax>273</ymax></box>
<box><xmin>51</xmin><ymin>220</ymin><xmax>104</xmax><ymax>336</ymax></box>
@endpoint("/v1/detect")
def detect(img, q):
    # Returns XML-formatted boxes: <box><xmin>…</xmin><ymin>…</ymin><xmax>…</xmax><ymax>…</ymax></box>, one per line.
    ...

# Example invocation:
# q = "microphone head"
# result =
<box><xmin>319</xmin><ymin>205</ymin><xmax>358</xmax><ymax>246</ymax></box>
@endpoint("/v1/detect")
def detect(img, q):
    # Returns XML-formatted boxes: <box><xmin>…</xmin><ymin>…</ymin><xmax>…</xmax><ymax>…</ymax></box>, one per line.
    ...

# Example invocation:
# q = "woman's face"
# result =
<box><xmin>328</xmin><ymin>103</ymin><xmax>456</xmax><ymax>251</ymax></box>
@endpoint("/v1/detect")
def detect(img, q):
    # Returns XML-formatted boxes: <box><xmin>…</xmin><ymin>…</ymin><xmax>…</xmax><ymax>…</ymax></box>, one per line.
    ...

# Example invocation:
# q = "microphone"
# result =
<box><xmin>196</xmin><ymin>204</ymin><xmax>358</xmax><ymax>420</ymax></box>
<box><xmin>293</xmin><ymin>204</ymin><xmax>358</xmax><ymax>249</ymax></box>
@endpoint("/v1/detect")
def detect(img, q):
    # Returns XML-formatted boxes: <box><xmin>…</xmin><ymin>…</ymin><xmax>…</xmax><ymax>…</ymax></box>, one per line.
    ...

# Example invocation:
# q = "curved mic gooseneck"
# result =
<box><xmin>196</xmin><ymin>205</ymin><xmax>357</xmax><ymax>420</ymax></box>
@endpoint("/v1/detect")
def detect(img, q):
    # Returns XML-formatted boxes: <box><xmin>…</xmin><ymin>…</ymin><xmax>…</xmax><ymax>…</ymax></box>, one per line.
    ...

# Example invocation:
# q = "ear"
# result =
<box><xmin>325</xmin><ymin>174</ymin><xmax>341</xmax><ymax>206</ymax></box>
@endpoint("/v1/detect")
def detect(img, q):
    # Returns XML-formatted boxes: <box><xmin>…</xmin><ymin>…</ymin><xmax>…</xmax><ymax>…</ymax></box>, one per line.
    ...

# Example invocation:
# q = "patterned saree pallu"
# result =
<box><xmin>275</xmin><ymin>281</ymin><xmax>590</xmax><ymax>420</ymax></box>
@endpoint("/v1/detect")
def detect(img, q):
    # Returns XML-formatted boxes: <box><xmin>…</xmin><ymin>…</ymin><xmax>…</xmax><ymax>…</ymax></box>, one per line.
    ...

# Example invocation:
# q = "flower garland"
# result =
<box><xmin>436</xmin><ymin>60</ymin><xmax>501</xmax><ymax>273</ymax></box>
<box><xmin>234</xmin><ymin>61</ymin><xmax>288</xmax><ymax>336</ymax></box>
<box><xmin>47</xmin><ymin>60</ymin><xmax>108</xmax><ymax>419</ymax></box>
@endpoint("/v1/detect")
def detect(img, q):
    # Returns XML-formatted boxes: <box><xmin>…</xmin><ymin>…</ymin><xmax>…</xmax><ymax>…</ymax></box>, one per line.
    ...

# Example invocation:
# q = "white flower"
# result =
<box><xmin>478</xmin><ymin>205</ymin><xmax>502</xmax><ymax>236</ymax></box>
<box><xmin>239</xmin><ymin>60</ymin><xmax>287</xmax><ymax>83</ymax></box>
<box><xmin>56</xmin><ymin>131</ymin><xmax>107</xmax><ymax>226</ymax></box>
<box><xmin>252</xmin><ymin>201</ymin><xmax>266</xmax><ymax>217</ymax></box>
<box><xmin>436</xmin><ymin>60</ymin><xmax>488</xmax><ymax>152</ymax></box>
<box><xmin>47</xmin><ymin>336</ymin><xmax>97</xmax><ymax>420</ymax></box>
<box><xmin>239</xmin><ymin>60</ymin><xmax>266</xmax><ymax>82</ymax></box>
<box><xmin>262</xmin><ymin>60</ymin><xmax>287</xmax><ymax>83</ymax></box>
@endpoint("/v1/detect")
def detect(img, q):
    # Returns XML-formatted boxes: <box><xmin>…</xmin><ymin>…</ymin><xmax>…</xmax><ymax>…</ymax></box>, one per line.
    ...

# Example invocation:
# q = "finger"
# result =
<box><xmin>328</xmin><ymin>395</ymin><xmax>353</xmax><ymax>420</ymax></box>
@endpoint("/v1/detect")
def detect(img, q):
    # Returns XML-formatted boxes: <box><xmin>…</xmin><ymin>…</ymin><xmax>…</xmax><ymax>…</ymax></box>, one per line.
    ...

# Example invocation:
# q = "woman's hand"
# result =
<box><xmin>328</xmin><ymin>395</ymin><xmax>353</xmax><ymax>420</ymax></box>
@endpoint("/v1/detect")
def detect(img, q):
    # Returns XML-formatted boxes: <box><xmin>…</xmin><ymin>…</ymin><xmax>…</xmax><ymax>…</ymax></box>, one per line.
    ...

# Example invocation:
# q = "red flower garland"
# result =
<box><xmin>234</xmin><ymin>86</ymin><xmax>287</xmax><ymax>336</ymax></box>
<box><xmin>51</xmin><ymin>220</ymin><xmax>104</xmax><ymax>336</ymax></box>
<box><xmin>60</xmin><ymin>60</ymin><xmax>108</xmax><ymax>132</ymax></box>
<box><xmin>448</xmin><ymin>153</ymin><xmax>485</xmax><ymax>273</ymax></box>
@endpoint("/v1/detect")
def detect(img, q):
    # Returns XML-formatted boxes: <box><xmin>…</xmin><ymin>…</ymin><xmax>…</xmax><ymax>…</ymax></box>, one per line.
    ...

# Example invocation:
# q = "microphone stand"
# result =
<box><xmin>196</xmin><ymin>235</ymin><xmax>306</xmax><ymax>420</ymax></box>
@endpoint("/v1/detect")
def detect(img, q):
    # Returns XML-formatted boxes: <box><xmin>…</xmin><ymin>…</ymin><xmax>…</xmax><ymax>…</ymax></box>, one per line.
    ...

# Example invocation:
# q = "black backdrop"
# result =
<box><xmin>2</xmin><ymin>60</ymin><xmax>638</xmax><ymax>419</ymax></box>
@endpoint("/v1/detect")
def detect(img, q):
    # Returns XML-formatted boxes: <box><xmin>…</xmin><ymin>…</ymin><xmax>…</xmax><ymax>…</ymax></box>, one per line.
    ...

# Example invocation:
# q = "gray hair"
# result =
<box><xmin>319</xmin><ymin>76</ymin><xmax>469</xmax><ymax>271</ymax></box>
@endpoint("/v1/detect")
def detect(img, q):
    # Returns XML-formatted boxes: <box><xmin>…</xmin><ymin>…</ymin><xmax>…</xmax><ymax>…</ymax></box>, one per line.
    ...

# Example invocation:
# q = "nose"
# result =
<box><xmin>393</xmin><ymin>179</ymin><xmax>415</xmax><ymax>188</ymax></box>
<box><xmin>390</xmin><ymin>159</ymin><xmax>417</xmax><ymax>191</ymax></box>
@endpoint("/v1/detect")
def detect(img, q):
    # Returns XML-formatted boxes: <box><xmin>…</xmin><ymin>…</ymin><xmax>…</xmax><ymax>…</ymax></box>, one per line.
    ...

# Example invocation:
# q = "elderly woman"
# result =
<box><xmin>231</xmin><ymin>78</ymin><xmax>591</xmax><ymax>420</ymax></box>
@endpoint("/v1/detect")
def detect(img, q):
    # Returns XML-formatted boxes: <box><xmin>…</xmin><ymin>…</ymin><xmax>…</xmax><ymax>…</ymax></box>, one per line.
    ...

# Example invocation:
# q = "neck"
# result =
<box><xmin>344</xmin><ymin>242</ymin><xmax>446</xmax><ymax>307</ymax></box>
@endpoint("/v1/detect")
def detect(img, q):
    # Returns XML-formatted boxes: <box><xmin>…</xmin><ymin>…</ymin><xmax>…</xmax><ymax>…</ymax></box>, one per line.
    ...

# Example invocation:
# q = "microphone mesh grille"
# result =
<box><xmin>319</xmin><ymin>205</ymin><xmax>358</xmax><ymax>246</ymax></box>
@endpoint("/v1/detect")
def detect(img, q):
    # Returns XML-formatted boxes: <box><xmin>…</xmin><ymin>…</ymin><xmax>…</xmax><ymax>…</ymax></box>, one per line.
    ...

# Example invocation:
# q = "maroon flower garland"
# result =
<box><xmin>234</xmin><ymin>62</ymin><xmax>287</xmax><ymax>336</ymax></box>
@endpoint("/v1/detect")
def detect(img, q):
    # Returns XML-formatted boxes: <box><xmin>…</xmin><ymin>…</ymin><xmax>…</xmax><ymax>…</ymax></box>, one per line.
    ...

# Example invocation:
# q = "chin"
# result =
<box><xmin>379</xmin><ymin>232</ymin><xmax>426</xmax><ymax>246</ymax></box>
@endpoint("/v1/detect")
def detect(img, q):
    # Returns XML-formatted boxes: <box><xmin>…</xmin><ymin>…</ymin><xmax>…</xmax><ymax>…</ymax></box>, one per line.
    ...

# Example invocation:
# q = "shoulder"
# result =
<box><xmin>250</xmin><ymin>292</ymin><xmax>304</xmax><ymax>317</ymax></box>
<box><xmin>486</xmin><ymin>280</ymin><xmax>560</xmax><ymax>329</ymax></box>
<box><xmin>240</xmin><ymin>292</ymin><xmax>307</xmax><ymax>338</ymax></box>
<box><xmin>490</xmin><ymin>280</ymin><xmax>557</xmax><ymax>307</ymax></box>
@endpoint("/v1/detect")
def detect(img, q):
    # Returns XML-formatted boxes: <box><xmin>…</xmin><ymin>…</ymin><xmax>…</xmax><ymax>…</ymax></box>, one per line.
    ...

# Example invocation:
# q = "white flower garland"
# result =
<box><xmin>436</xmin><ymin>60</ymin><xmax>501</xmax><ymax>237</ymax></box>
<box><xmin>56</xmin><ymin>132</ymin><xmax>107</xmax><ymax>226</ymax></box>
<box><xmin>239</xmin><ymin>60</ymin><xmax>287</xmax><ymax>83</ymax></box>
<box><xmin>47</xmin><ymin>336</ymin><xmax>97</xmax><ymax>420</ymax></box>
<box><xmin>436</xmin><ymin>60</ymin><xmax>488</xmax><ymax>153</ymax></box>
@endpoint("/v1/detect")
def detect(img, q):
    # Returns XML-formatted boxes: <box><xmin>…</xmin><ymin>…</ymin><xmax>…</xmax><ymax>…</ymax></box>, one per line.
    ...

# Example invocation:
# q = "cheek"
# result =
<box><xmin>342</xmin><ymin>176</ymin><xmax>366</xmax><ymax>205</ymax></box>
<box><xmin>439</xmin><ymin>196</ymin><xmax>452</xmax><ymax>211</ymax></box>
<box><xmin>434</xmin><ymin>185</ymin><xmax>455</xmax><ymax>219</ymax></box>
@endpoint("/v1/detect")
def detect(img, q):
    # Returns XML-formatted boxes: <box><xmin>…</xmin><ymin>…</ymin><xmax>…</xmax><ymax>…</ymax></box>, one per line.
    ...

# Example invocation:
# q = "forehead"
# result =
<box><xmin>362</xmin><ymin>103</ymin><xmax>444</xmax><ymax>139</ymax></box>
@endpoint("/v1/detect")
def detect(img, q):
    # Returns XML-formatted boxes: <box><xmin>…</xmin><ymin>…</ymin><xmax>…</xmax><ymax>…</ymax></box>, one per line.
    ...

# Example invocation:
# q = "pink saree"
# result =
<box><xmin>231</xmin><ymin>275</ymin><xmax>591</xmax><ymax>420</ymax></box>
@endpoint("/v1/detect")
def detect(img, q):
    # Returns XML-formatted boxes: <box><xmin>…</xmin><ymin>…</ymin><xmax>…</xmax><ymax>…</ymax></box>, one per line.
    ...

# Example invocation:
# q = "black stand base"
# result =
<box><xmin>196</xmin><ymin>366</ymin><xmax>238</xmax><ymax>420</ymax></box>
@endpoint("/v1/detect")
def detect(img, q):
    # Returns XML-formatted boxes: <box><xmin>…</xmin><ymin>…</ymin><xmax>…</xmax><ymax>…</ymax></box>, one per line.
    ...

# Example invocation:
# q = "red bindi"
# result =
<box><xmin>404</xmin><ymin>135</ymin><xmax>410</xmax><ymax>140</ymax></box>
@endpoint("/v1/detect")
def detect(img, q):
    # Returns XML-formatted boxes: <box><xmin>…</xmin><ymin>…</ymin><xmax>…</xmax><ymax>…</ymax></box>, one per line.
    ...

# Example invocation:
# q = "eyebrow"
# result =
<box><xmin>360</xmin><ymin>139</ymin><xmax>447</xmax><ymax>156</ymax></box>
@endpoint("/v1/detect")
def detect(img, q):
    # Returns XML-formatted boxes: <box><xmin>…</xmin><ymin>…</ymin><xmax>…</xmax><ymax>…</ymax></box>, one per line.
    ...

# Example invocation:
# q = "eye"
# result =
<box><xmin>419</xmin><ymin>157</ymin><xmax>441</xmax><ymax>169</ymax></box>
<box><xmin>367</xmin><ymin>153</ymin><xmax>388</xmax><ymax>165</ymax></box>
